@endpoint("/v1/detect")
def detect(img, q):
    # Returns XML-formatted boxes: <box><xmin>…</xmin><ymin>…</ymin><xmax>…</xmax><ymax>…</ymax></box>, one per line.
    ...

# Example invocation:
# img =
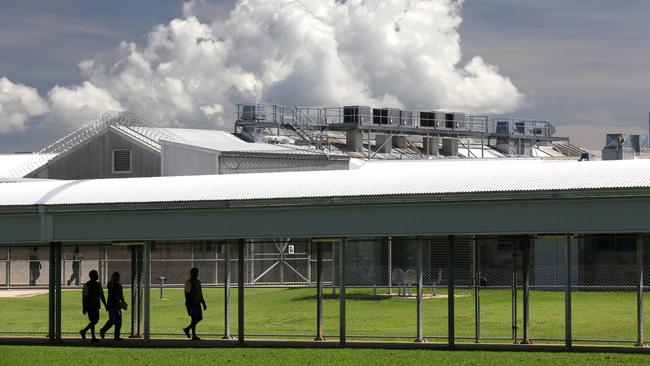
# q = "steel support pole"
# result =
<box><xmin>137</xmin><ymin>246</ymin><xmax>143</xmax><ymax>337</ymax></box>
<box><xmin>637</xmin><ymin>234</ymin><xmax>646</xmax><ymax>347</ymax></box>
<box><xmin>474</xmin><ymin>236</ymin><xmax>480</xmax><ymax>343</ymax></box>
<box><xmin>129</xmin><ymin>246</ymin><xmax>137</xmax><ymax>338</ymax></box>
<box><xmin>388</xmin><ymin>237</ymin><xmax>392</xmax><ymax>295</ymax></box>
<box><xmin>54</xmin><ymin>243</ymin><xmax>62</xmax><ymax>342</ymax></box>
<box><xmin>565</xmin><ymin>235</ymin><xmax>572</xmax><ymax>350</ymax></box>
<box><xmin>238</xmin><ymin>239</ymin><xmax>245</xmax><ymax>345</ymax></box>
<box><xmin>6</xmin><ymin>246</ymin><xmax>10</xmax><ymax>287</ymax></box>
<box><xmin>448</xmin><ymin>235</ymin><xmax>455</xmax><ymax>349</ymax></box>
<box><xmin>339</xmin><ymin>239</ymin><xmax>346</xmax><ymax>345</ymax></box>
<box><xmin>522</xmin><ymin>236</ymin><xmax>531</xmax><ymax>344</ymax></box>
<box><xmin>224</xmin><ymin>242</ymin><xmax>231</xmax><ymax>339</ymax></box>
<box><xmin>143</xmin><ymin>241</ymin><xmax>151</xmax><ymax>343</ymax></box>
<box><xmin>315</xmin><ymin>242</ymin><xmax>325</xmax><ymax>341</ymax></box>
<box><xmin>416</xmin><ymin>237</ymin><xmax>424</xmax><ymax>342</ymax></box>
<box><xmin>48</xmin><ymin>243</ymin><xmax>55</xmax><ymax>342</ymax></box>
<box><xmin>511</xmin><ymin>237</ymin><xmax>518</xmax><ymax>343</ymax></box>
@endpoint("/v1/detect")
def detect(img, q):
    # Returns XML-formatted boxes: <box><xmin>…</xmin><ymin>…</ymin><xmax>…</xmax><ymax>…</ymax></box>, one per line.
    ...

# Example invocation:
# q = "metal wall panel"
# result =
<box><xmin>21</xmin><ymin>196</ymin><xmax>649</xmax><ymax>243</ymax></box>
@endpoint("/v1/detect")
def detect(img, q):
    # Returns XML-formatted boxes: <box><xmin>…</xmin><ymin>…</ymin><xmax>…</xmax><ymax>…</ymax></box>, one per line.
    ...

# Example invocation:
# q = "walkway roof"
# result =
<box><xmin>0</xmin><ymin>159</ymin><xmax>649</xmax><ymax>207</ymax></box>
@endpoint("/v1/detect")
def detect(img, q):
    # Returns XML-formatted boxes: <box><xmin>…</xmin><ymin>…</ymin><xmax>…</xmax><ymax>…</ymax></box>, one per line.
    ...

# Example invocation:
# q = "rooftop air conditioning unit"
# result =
<box><xmin>420</xmin><ymin>111</ymin><xmax>444</xmax><ymax>128</ymax></box>
<box><xmin>400</xmin><ymin>110</ymin><xmax>414</xmax><ymax>126</ymax></box>
<box><xmin>495</xmin><ymin>120</ymin><xmax>510</xmax><ymax>134</ymax></box>
<box><xmin>241</xmin><ymin>105</ymin><xmax>267</xmax><ymax>122</ymax></box>
<box><xmin>446</xmin><ymin>112</ymin><xmax>466</xmax><ymax>129</ymax></box>
<box><xmin>343</xmin><ymin>106</ymin><xmax>371</xmax><ymax>125</ymax></box>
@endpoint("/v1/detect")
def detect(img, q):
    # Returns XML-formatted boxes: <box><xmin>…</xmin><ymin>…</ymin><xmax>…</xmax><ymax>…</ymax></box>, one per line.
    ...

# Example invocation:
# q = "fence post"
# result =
<box><xmin>137</xmin><ymin>245</ymin><xmax>143</xmax><ymax>337</ymax></box>
<box><xmin>54</xmin><ymin>243</ymin><xmax>62</xmax><ymax>342</ymax></box>
<box><xmin>637</xmin><ymin>234</ymin><xmax>646</xmax><ymax>347</ymax></box>
<box><xmin>224</xmin><ymin>242</ymin><xmax>231</xmax><ymax>339</ymax></box>
<box><xmin>474</xmin><ymin>235</ymin><xmax>480</xmax><ymax>343</ymax></box>
<box><xmin>416</xmin><ymin>237</ymin><xmax>424</xmax><ymax>342</ymax></box>
<box><xmin>129</xmin><ymin>245</ymin><xmax>138</xmax><ymax>338</ymax></box>
<box><xmin>48</xmin><ymin>243</ymin><xmax>55</xmax><ymax>342</ymax></box>
<box><xmin>143</xmin><ymin>241</ymin><xmax>151</xmax><ymax>343</ymax></box>
<box><xmin>6</xmin><ymin>246</ymin><xmax>10</xmax><ymax>287</ymax></box>
<box><xmin>238</xmin><ymin>239</ymin><xmax>245</xmax><ymax>345</ymax></box>
<box><xmin>448</xmin><ymin>235</ymin><xmax>455</xmax><ymax>349</ymax></box>
<box><xmin>388</xmin><ymin>237</ymin><xmax>392</xmax><ymax>295</ymax></box>
<box><xmin>339</xmin><ymin>238</ymin><xmax>346</xmax><ymax>345</ymax></box>
<box><xmin>315</xmin><ymin>241</ymin><xmax>325</xmax><ymax>341</ymax></box>
<box><xmin>565</xmin><ymin>234</ymin><xmax>572</xmax><ymax>350</ymax></box>
<box><xmin>511</xmin><ymin>237</ymin><xmax>518</xmax><ymax>343</ymax></box>
<box><xmin>522</xmin><ymin>236</ymin><xmax>531</xmax><ymax>344</ymax></box>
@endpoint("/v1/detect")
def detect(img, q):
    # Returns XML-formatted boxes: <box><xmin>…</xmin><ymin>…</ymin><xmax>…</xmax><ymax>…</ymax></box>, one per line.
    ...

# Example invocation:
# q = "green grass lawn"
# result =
<box><xmin>0</xmin><ymin>288</ymin><xmax>647</xmax><ymax>345</ymax></box>
<box><xmin>1</xmin><ymin>346</ymin><xmax>649</xmax><ymax>366</ymax></box>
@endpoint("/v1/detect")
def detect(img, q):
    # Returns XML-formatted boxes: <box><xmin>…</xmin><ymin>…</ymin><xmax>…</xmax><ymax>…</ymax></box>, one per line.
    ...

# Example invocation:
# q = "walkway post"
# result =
<box><xmin>388</xmin><ymin>237</ymin><xmax>392</xmax><ymax>295</ymax></box>
<box><xmin>54</xmin><ymin>242</ymin><xmax>62</xmax><ymax>342</ymax></box>
<box><xmin>143</xmin><ymin>241</ymin><xmax>151</xmax><ymax>343</ymax></box>
<box><xmin>137</xmin><ymin>246</ymin><xmax>143</xmax><ymax>337</ymax></box>
<box><xmin>448</xmin><ymin>235</ymin><xmax>455</xmax><ymax>349</ymax></box>
<box><xmin>238</xmin><ymin>239</ymin><xmax>245</xmax><ymax>345</ymax></box>
<box><xmin>522</xmin><ymin>236</ymin><xmax>531</xmax><ymax>344</ymax></box>
<box><xmin>474</xmin><ymin>236</ymin><xmax>480</xmax><ymax>343</ymax></box>
<box><xmin>416</xmin><ymin>237</ymin><xmax>424</xmax><ymax>342</ymax></box>
<box><xmin>339</xmin><ymin>238</ymin><xmax>346</xmax><ymax>345</ymax></box>
<box><xmin>223</xmin><ymin>242</ymin><xmax>231</xmax><ymax>339</ymax></box>
<box><xmin>637</xmin><ymin>234</ymin><xmax>645</xmax><ymax>347</ymax></box>
<box><xmin>48</xmin><ymin>243</ymin><xmax>55</xmax><ymax>342</ymax></box>
<box><xmin>511</xmin><ymin>237</ymin><xmax>518</xmax><ymax>343</ymax></box>
<box><xmin>565</xmin><ymin>234</ymin><xmax>572</xmax><ymax>350</ymax></box>
<box><xmin>315</xmin><ymin>241</ymin><xmax>325</xmax><ymax>341</ymax></box>
<box><xmin>129</xmin><ymin>245</ymin><xmax>137</xmax><ymax>338</ymax></box>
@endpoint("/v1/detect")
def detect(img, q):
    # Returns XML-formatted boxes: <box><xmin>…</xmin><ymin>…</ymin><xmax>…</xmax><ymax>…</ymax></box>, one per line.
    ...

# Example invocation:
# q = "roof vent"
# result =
<box><xmin>112</xmin><ymin>149</ymin><xmax>132</xmax><ymax>173</ymax></box>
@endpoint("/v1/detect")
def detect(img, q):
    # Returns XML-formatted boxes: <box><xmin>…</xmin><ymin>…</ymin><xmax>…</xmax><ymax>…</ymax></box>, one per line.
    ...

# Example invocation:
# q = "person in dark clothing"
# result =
<box><xmin>99</xmin><ymin>272</ymin><xmax>125</xmax><ymax>340</ymax></box>
<box><xmin>66</xmin><ymin>247</ymin><xmax>82</xmax><ymax>286</ymax></box>
<box><xmin>80</xmin><ymin>270</ymin><xmax>106</xmax><ymax>342</ymax></box>
<box><xmin>183</xmin><ymin>267</ymin><xmax>207</xmax><ymax>340</ymax></box>
<box><xmin>29</xmin><ymin>247</ymin><xmax>42</xmax><ymax>286</ymax></box>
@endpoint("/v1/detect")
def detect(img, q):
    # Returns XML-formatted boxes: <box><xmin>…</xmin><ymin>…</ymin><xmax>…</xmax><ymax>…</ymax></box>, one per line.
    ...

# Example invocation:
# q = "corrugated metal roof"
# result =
<box><xmin>1</xmin><ymin>159</ymin><xmax>649</xmax><ymax>207</ymax></box>
<box><xmin>0</xmin><ymin>154</ymin><xmax>58</xmax><ymax>178</ymax></box>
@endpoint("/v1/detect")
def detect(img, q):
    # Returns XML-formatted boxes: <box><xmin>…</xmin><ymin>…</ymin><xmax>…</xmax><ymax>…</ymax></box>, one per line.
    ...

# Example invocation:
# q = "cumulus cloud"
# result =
<box><xmin>46</xmin><ymin>81</ymin><xmax>124</xmax><ymax>129</ymax></box>
<box><xmin>0</xmin><ymin>0</ymin><xmax>522</xmax><ymax>134</ymax></box>
<box><xmin>0</xmin><ymin>77</ymin><xmax>48</xmax><ymax>133</ymax></box>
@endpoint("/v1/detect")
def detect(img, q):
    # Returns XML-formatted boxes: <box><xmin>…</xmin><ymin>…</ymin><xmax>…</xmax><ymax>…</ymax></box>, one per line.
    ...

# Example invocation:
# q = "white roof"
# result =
<box><xmin>1</xmin><ymin>159</ymin><xmax>649</xmax><ymax>207</ymax></box>
<box><xmin>0</xmin><ymin>154</ymin><xmax>57</xmax><ymax>178</ymax></box>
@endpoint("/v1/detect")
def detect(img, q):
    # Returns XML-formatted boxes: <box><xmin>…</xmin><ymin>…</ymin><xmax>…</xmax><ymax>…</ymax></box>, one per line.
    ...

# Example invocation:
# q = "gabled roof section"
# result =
<box><xmin>3</xmin><ymin>112</ymin><xmax>247</xmax><ymax>178</ymax></box>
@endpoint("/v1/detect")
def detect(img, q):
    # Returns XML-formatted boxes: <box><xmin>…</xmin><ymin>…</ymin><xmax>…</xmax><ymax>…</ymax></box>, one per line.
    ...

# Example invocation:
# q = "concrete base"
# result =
<box><xmin>442</xmin><ymin>138</ymin><xmax>459</xmax><ymax>157</ymax></box>
<box><xmin>393</xmin><ymin>136</ymin><xmax>408</xmax><ymax>148</ymax></box>
<box><xmin>423</xmin><ymin>137</ymin><xmax>440</xmax><ymax>156</ymax></box>
<box><xmin>375</xmin><ymin>134</ymin><xmax>393</xmax><ymax>154</ymax></box>
<box><xmin>346</xmin><ymin>129</ymin><xmax>363</xmax><ymax>152</ymax></box>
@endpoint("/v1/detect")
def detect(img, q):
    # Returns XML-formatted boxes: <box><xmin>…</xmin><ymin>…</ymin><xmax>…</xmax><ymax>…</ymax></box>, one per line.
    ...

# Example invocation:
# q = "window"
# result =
<box><xmin>112</xmin><ymin>149</ymin><xmax>132</xmax><ymax>173</ymax></box>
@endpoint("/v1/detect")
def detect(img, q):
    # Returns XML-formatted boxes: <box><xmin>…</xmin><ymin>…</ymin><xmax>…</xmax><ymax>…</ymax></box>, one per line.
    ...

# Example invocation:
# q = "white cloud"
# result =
<box><xmin>46</xmin><ymin>81</ymin><xmax>124</xmax><ymax>129</ymax></box>
<box><xmin>0</xmin><ymin>77</ymin><xmax>48</xmax><ymax>133</ymax></box>
<box><xmin>0</xmin><ymin>0</ymin><xmax>522</xmax><ymax>135</ymax></box>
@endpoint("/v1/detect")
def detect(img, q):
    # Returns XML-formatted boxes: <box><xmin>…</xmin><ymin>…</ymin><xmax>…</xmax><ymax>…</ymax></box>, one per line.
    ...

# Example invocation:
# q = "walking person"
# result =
<box><xmin>99</xmin><ymin>272</ymin><xmax>126</xmax><ymax>341</ymax></box>
<box><xmin>66</xmin><ymin>247</ymin><xmax>82</xmax><ymax>286</ymax></box>
<box><xmin>183</xmin><ymin>267</ymin><xmax>207</xmax><ymax>340</ymax></box>
<box><xmin>80</xmin><ymin>270</ymin><xmax>106</xmax><ymax>342</ymax></box>
<box><xmin>29</xmin><ymin>247</ymin><xmax>42</xmax><ymax>286</ymax></box>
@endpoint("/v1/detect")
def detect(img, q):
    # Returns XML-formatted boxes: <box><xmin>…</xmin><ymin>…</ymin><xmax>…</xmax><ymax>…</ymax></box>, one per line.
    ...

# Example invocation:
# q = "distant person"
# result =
<box><xmin>29</xmin><ymin>247</ymin><xmax>42</xmax><ymax>286</ymax></box>
<box><xmin>99</xmin><ymin>272</ymin><xmax>126</xmax><ymax>341</ymax></box>
<box><xmin>183</xmin><ymin>267</ymin><xmax>207</xmax><ymax>340</ymax></box>
<box><xmin>66</xmin><ymin>247</ymin><xmax>82</xmax><ymax>286</ymax></box>
<box><xmin>80</xmin><ymin>270</ymin><xmax>106</xmax><ymax>342</ymax></box>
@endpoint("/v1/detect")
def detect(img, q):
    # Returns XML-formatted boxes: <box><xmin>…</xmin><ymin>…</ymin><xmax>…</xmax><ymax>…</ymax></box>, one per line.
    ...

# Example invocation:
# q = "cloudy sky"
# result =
<box><xmin>0</xmin><ymin>0</ymin><xmax>648</xmax><ymax>153</ymax></box>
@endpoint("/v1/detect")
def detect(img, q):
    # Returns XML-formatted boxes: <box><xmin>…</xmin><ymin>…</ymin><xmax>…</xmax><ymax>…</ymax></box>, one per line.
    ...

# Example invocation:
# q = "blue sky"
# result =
<box><xmin>0</xmin><ymin>0</ymin><xmax>648</xmax><ymax>152</ymax></box>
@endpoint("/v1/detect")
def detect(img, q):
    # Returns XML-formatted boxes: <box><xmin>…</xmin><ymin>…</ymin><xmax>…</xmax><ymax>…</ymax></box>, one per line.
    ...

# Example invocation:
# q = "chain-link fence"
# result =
<box><xmin>0</xmin><ymin>235</ymin><xmax>648</xmax><ymax>348</ymax></box>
